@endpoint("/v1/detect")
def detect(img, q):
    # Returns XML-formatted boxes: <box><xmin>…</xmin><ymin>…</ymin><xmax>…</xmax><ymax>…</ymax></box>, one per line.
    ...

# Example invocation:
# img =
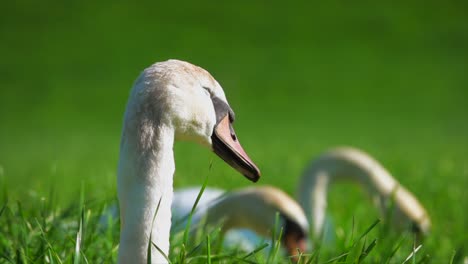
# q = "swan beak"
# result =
<box><xmin>212</xmin><ymin>114</ymin><xmax>261</xmax><ymax>182</ymax></box>
<box><xmin>285</xmin><ymin>235</ymin><xmax>307</xmax><ymax>262</ymax></box>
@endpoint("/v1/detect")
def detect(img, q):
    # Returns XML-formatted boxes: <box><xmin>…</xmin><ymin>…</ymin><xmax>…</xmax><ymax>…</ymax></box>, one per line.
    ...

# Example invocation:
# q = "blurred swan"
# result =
<box><xmin>171</xmin><ymin>186</ymin><xmax>309</xmax><ymax>258</ymax></box>
<box><xmin>169</xmin><ymin>147</ymin><xmax>431</xmax><ymax>258</ymax></box>
<box><xmin>117</xmin><ymin>59</ymin><xmax>260</xmax><ymax>263</ymax></box>
<box><xmin>297</xmin><ymin>147</ymin><xmax>431</xmax><ymax>240</ymax></box>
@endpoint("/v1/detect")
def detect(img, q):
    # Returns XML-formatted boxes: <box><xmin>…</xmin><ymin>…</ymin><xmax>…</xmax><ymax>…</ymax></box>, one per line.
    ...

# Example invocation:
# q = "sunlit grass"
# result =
<box><xmin>0</xmin><ymin>190</ymin><xmax>445</xmax><ymax>263</ymax></box>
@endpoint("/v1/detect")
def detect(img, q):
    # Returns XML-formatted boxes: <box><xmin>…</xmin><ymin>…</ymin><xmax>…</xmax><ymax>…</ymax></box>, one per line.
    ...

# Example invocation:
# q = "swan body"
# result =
<box><xmin>117</xmin><ymin>60</ymin><xmax>260</xmax><ymax>263</ymax></box>
<box><xmin>171</xmin><ymin>186</ymin><xmax>309</xmax><ymax>257</ymax></box>
<box><xmin>297</xmin><ymin>147</ymin><xmax>431</xmax><ymax>239</ymax></box>
<box><xmin>171</xmin><ymin>186</ymin><xmax>226</xmax><ymax>226</ymax></box>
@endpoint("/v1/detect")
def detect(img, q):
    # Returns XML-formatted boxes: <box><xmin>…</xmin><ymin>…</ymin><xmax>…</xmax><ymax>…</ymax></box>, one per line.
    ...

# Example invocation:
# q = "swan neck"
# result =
<box><xmin>118</xmin><ymin>124</ymin><xmax>175</xmax><ymax>264</ymax></box>
<box><xmin>297</xmin><ymin>170</ymin><xmax>330</xmax><ymax>237</ymax></box>
<box><xmin>297</xmin><ymin>152</ymin><xmax>397</xmax><ymax>238</ymax></box>
<box><xmin>200</xmin><ymin>194</ymin><xmax>277</xmax><ymax>238</ymax></box>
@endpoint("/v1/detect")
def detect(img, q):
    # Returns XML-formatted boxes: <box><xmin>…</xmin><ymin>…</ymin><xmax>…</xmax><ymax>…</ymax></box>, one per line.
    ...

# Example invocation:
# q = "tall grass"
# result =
<box><xmin>0</xmin><ymin>187</ymin><xmax>442</xmax><ymax>263</ymax></box>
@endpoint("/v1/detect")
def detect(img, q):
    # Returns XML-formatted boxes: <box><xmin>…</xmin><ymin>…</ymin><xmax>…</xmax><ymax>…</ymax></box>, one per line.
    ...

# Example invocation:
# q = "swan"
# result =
<box><xmin>168</xmin><ymin>147</ymin><xmax>430</xmax><ymax>258</ymax></box>
<box><xmin>117</xmin><ymin>59</ymin><xmax>261</xmax><ymax>263</ymax></box>
<box><xmin>171</xmin><ymin>186</ymin><xmax>309</xmax><ymax>258</ymax></box>
<box><xmin>297</xmin><ymin>147</ymin><xmax>431</xmax><ymax>240</ymax></box>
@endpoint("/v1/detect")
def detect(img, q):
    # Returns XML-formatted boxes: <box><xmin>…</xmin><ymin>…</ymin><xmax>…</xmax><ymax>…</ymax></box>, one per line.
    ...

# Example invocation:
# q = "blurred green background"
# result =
<box><xmin>1</xmin><ymin>0</ymin><xmax>467</xmax><ymax>260</ymax></box>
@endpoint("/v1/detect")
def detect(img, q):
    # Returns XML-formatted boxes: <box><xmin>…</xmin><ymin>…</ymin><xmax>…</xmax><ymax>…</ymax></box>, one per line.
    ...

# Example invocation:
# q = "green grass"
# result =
<box><xmin>1</xmin><ymin>0</ymin><xmax>467</xmax><ymax>263</ymax></box>
<box><xmin>0</xmin><ymin>195</ymin><xmax>443</xmax><ymax>263</ymax></box>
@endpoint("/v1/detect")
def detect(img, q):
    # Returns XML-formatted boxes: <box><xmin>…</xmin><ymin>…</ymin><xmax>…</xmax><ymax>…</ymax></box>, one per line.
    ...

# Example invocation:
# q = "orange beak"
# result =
<box><xmin>212</xmin><ymin>114</ymin><xmax>261</xmax><ymax>182</ymax></box>
<box><xmin>285</xmin><ymin>236</ymin><xmax>307</xmax><ymax>262</ymax></box>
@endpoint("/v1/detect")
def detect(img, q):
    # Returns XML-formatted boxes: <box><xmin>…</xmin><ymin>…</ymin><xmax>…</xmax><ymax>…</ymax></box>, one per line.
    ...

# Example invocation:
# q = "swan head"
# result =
<box><xmin>244</xmin><ymin>186</ymin><xmax>309</xmax><ymax>260</ymax></box>
<box><xmin>282</xmin><ymin>216</ymin><xmax>308</xmax><ymax>260</ymax></box>
<box><xmin>127</xmin><ymin>59</ymin><xmax>260</xmax><ymax>181</ymax></box>
<box><xmin>215</xmin><ymin>186</ymin><xmax>309</xmax><ymax>259</ymax></box>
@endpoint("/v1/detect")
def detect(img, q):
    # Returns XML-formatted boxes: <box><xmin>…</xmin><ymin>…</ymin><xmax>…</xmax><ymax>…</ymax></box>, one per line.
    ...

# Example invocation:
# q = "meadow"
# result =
<box><xmin>0</xmin><ymin>1</ymin><xmax>467</xmax><ymax>263</ymax></box>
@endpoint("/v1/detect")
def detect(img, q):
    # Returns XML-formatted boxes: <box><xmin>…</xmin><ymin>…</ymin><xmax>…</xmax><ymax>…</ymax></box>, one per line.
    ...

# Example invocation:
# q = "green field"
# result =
<box><xmin>1</xmin><ymin>1</ymin><xmax>467</xmax><ymax>263</ymax></box>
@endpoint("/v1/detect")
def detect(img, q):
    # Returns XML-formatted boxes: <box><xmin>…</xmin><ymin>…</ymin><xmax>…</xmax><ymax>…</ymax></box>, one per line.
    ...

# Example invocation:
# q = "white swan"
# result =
<box><xmin>172</xmin><ymin>147</ymin><xmax>430</xmax><ymax>255</ymax></box>
<box><xmin>117</xmin><ymin>59</ymin><xmax>261</xmax><ymax>263</ymax></box>
<box><xmin>171</xmin><ymin>186</ymin><xmax>309</xmax><ymax>258</ymax></box>
<box><xmin>169</xmin><ymin>147</ymin><xmax>430</xmax><ymax>258</ymax></box>
<box><xmin>297</xmin><ymin>147</ymin><xmax>431</xmax><ymax>240</ymax></box>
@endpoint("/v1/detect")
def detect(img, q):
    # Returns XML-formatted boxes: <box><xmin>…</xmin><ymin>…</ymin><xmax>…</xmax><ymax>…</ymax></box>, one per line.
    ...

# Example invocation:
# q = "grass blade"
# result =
<box><xmin>322</xmin><ymin>252</ymin><xmax>349</xmax><ymax>264</ymax></box>
<box><xmin>358</xmin><ymin>238</ymin><xmax>377</xmax><ymax>263</ymax></box>
<box><xmin>186</xmin><ymin>225</ymin><xmax>223</xmax><ymax>258</ymax></box>
<box><xmin>267</xmin><ymin>212</ymin><xmax>284</xmax><ymax>263</ymax></box>
<box><xmin>73</xmin><ymin>209</ymin><xmax>84</xmax><ymax>264</ymax></box>
<box><xmin>449</xmin><ymin>250</ymin><xmax>456</xmax><ymax>264</ymax></box>
<box><xmin>356</xmin><ymin>219</ymin><xmax>380</xmax><ymax>242</ymax></box>
<box><xmin>402</xmin><ymin>244</ymin><xmax>422</xmax><ymax>264</ymax></box>
<box><xmin>151</xmin><ymin>241</ymin><xmax>171</xmax><ymax>264</ymax></box>
<box><xmin>0</xmin><ymin>202</ymin><xmax>6</xmax><ymax>218</ymax></box>
<box><xmin>34</xmin><ymin>218</ymin><xmax>63</xmax><ymax>264</ymax></box>
<box><xmin>385</xmin><ymin>235</ymin><xmax>407</xmax><ymax>263</ymax></box>
<box><xmin>148</xmin><ymin>197</ymin><xmax>163</xmax><ymax>264</ymax></box>
<box><xmin>242</xmin><ymin>243</ymin><xmax>269</xmax><ymax>260</ymax></box>
<box><xmin>183</xmin><ymin>171</ymin><xmax>210</xmax><ymax>246</ymax></box>
<box><xmin>304</xmin><ymin>249</ymin><xmax>320</xmax><ymax>264</ymax></box>
<box><xmin>206</xmin><ymin>234</ymin><xmax>211</xmax><ymax>264</ymax></box>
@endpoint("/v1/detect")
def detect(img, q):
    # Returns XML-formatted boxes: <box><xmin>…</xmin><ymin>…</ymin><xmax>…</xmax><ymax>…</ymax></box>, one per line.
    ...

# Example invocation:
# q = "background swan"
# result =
<box><xmin>117</xmin><ymin>59</ymin><xmax>260</xmax><ymax>263</ymax></box>
<box><xmin>170</xmin><ymin>146</ymin><xmax>431</xmax><ymax>258</ymax></box>
<box><xmin>171</xmin><ymin>186</ymin><xmax>309</xmax><ymax>258</ymax></box>
<box><xmin>297</xmin><ymin>147</ymin><xmax>431</xmax><ymax>240</ymax></box>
